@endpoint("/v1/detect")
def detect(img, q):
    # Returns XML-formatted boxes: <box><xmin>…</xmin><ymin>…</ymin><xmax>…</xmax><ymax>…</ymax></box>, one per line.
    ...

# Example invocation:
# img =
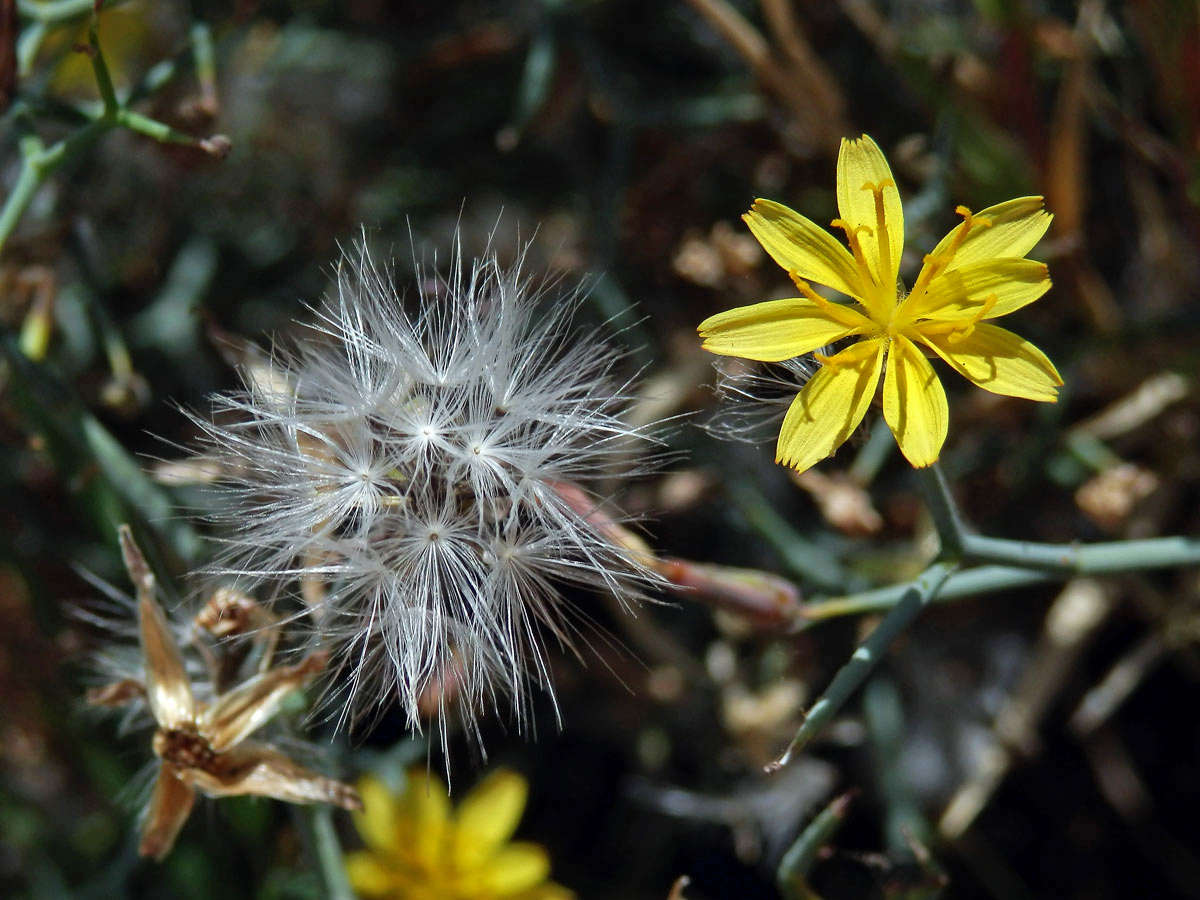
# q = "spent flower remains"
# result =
<box><xmin>699</xmin><ymin>135</ymin><xmax>1062</xmax><ymax>472</ymax></box>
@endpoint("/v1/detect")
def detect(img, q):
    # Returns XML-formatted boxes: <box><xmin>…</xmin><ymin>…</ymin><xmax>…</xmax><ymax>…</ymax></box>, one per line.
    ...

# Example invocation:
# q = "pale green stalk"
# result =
<box><xmin>1</xmin><ymin>11</ymin><xmax>224</xmax><ymax>255</ymax></box>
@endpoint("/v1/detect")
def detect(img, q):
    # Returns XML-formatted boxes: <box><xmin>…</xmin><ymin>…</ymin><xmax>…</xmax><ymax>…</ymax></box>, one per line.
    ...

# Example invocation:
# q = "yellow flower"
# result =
<box><xmin>699</xmin><ymin>135</ymin><xmax>1062</xmax><ymax>472</ymax></box>
<box><xmin>346</xmin><ymin>769</ymin><xmax>575</xmax><ymax>900</ymax></box>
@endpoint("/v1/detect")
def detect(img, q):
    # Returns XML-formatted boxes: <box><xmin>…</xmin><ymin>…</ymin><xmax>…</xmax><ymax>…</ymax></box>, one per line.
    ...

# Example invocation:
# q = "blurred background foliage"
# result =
<box><xmin>2</xmin><ymin>0</ymin><xmax>1199</xmax><ymax>898</ymax></box>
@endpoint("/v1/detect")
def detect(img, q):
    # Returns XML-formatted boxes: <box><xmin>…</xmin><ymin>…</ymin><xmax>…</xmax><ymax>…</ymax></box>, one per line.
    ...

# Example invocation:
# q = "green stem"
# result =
<box><xmin>0</xmin><ymin>119</ymin><xmax>112</xmax><ymax>254</ymax></box>
<box><xmin>798</xmin><ymin>536</ymin><xmax>1200</xmax><ymax>623</ymax></box>
<box><xmin>768</xmin><ymin>561</ymin><xmax>956</xmax><ymax>770</ymax></box>
<box><xmin>301</xmin><ymin>806</ymin><xmax>355</xmax><ymax>900</ymax></box>
<box><xmin>776</xmin><ymin>791</ymin><xmax>855</xmax><ymax>900</ymax></box>
<box><xmin>0</xmin><ymin>142</ymin><xmax>44</xmax><ymax>251</ymax></box>
<box><xmin>191</xmin><ymin>21</ymin><xmax>218</xmax><ymax>113</ymax></box>
<box><xmin>916</xmin><ymin>461</ymin><xmax>1112</xmax><ymax>572</ymax></box>
<box><xmin>0</xmin><ymin>21</ymin><xmax>217</xmax><ymax>257</ymax></box>
<box><xmin>115</xmin><ymin>109</ymin><xmax>201</xmax><ymax>144</ymax></box>
<box><xmin>959</xmin><ymin>533</ymin><xmax>1079</xmax><ymax>571</ymax></box>
<box><xmin>88</xmin><ymin>16</ymin><xmax>120</xmax><ymax>115</ymax></box>
<box><xmin>915</xmin><ymin>463</ymin><xmax>966</xmax><ymax>558</ymax></box>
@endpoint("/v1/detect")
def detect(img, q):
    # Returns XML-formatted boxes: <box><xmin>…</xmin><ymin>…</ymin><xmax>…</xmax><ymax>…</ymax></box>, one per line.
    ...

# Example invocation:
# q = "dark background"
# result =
<box><xmin>2</xmin><ymin>1</ymin><xmax>1199</xmax><ymax>898</ymax></box>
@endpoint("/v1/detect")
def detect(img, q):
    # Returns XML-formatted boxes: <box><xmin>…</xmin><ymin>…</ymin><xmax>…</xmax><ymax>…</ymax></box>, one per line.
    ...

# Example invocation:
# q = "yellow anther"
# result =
<box><xmin>977</xmin><ymin>292</ymin><xmax>998</xmax><ymax>319</ymax></box>
<box><xmin>831</xmin><ymin>218</ymin><xmax>875</xmax><ymax>277</ymax></box>
<box><xmin>862</xmin><ymin>179</ymin><xmax>896</xmax><ymax>283</ymax></box>
<box><xmin>910</xmin><ymin>206</ymin><xmax>996</xmax><ymax>301</ymax></box>
<box><xmin>813</xmin><ymin>349</ymin><xmax>840</xmax><ymax>371</ymax></box>
<box><xmin>946</xmin><ymin>292</ymin><xmax>998</xmax><ymax>344</ymax></box>
<box><xmin>814</xmin><ymin>340</ymin><xmax>881</xmax><ymax>371</ymax></box>
<box><xmin>947</xmin><ymin>323</ymin><xmax>975</xmax><ymax>344</ymax></box>
<box><xmin>940</xmin><ymin>207</ymin><xmax>994</xmax><ymax>266</ymax></box>
<box><xmin>908</xmin><ymin>254</ymin><xmax>943</xmax><ymax>302</ymax></box>
<box><xmin>789</xmin><ymin>274</ymin><xmax>832</xmax><ymax>307</ymax></box>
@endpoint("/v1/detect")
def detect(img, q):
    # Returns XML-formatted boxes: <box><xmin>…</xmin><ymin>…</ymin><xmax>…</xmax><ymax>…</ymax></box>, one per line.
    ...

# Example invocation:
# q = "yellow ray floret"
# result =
<box><xmin>346</xmin><ymin>768</ymin><xmax>574</xmax><ymax>900</ymax></box>
<box><xmin>698</xmin><ymin>134</ymin><xmax>1063</xmax><ymax>471</ymax></box>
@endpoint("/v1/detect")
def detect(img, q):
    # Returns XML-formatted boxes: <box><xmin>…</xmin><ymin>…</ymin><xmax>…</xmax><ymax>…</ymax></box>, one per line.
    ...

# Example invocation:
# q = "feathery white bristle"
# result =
<box><xmin>190</xmin><ymin>237</ymin><xmax>662</xmax><ymax>741</ymax></box>
<box><xmin>705</xmin><ymin>356</ymin><xmax>822</xmax><ymax>447</ymax></box>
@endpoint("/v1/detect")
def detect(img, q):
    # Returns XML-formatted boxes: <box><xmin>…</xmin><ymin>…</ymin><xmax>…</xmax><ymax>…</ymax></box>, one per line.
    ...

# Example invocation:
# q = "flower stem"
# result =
<box><xmin>915</xmin><ymin>463</ymin><xmax>966</xmax><ymax>558</ymax></box>
<box><xmin>88</xmin><ymin>16</ymin><xmax>120</xmax><ymax>116</ymax></box>
<box><xmin>959</xmin><ymin>534</ymin><xmax>1078</xmax><ymax>571</ymax></box>
<box><xmin>300</xmin><ymin>806</ymin><xmax>355</xmax><ymax>900</ymax></box>
<box><xmin>797</xmin><ymin>536</ymin><xmax>1200</xmax><ymax>623</ymax></box>
<box><xmin>768</xmin><ymin>560</ymin><xmax>956</xmax><ymax>770</ymax></box>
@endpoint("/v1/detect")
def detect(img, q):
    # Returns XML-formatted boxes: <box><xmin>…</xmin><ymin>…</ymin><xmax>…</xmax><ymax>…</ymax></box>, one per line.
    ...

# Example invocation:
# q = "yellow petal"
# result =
<box><xmin>918</xmin><ymin>323</ymin><xmax>1062</xmax><ymax>402</ymax></box>
<box><xmin>456</xmin><ymin>769</ymin><xmax>528</xmax><ymax>859</ymax></box>
<box><xmin>837</xmin><ymin>135</ymin><xmax>904</xmax><ymax>290</ymax></box>
<box><xmin>478</xmin><ymin>842</ymin><xmax>551</xmax><ymax>894</ymax></box>
<box><xmin>905</xmin><ymin>259</ymin><xmax>1050</xmax><ymax>322</ymax></box>
<box><xmin>360</xmin><ymin>769</ymin><xmax>450</xmax><ymax>864</ymax></box>
<box><xmin>883</xmin><ymin>335</ymin><xmax>949</xmax><ymax>468</ymax></box>
<box><xmin>699</xmin><ymin>298</ymin><xmax>870</xmax><ymax>361</ymax></box>
<box><xmin>743</xmin><ymin>199</ymin><xmax>864</xmax><ymax>300</ymax></box>
<box><xmin>345</xmin><ymin>851</ymin><xmax>401</xmax><ymax>898</ymax></box>
<box><xmin>776</xmin><ymin>339</ymin><xmax>884</xmax><ymax>472</ymax></box>
<box><xmin>402</xmin><ymin>769</ymin><xmax>451</xmax><ymax>828</ymax></box>
<box><xmin>931</xmin><ymin>196</ymin><xmax>1052</xmax><ymax>271</ymax></box>
<box><xmin>352</xmin><ymin>776</ymin><xmax>404</xmax><ymax>853</ymax></box>
<box><xmin>527</xmin><ymin>884</ymin><xmax>577</xmax><ymax>900</ymax></box>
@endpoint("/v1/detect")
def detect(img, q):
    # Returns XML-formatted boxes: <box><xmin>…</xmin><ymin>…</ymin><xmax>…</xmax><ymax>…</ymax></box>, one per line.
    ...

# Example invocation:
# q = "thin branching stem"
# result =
<box><xmin>798</xmin><ymin>536</ymin><xmax>1200</xmax><ymax>623</ymax></box>
<box><xmin>768</xmin><ymin>560</ymin><xmax>957</xmax><ymax>770</ymax></box>
<box><xmin>915</xmin><ymin>462</ymin><xmax>967</xmax><ymax>558</ymax></box>
<box><xmin>0</xmin><ymin>7</ymin><xmax>223</xmax><ymax>256</ymax></box>
<box><xmin>300</xmin><ymin>806</ymin><xmax>356</xmax><ymax>900</ymax></box>
<box><xmin>87</xmin><ymin>18</ymin><xmax>119</xmax><ymax>115</ymax></box>
<box><xmin>776</xmin><ymin>791</ymin><xmax>855</xmax><ymax>900</ymax></box>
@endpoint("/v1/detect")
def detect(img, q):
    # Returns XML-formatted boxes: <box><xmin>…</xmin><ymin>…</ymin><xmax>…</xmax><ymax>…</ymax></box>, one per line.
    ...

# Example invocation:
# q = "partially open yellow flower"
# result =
<box><xmin>699</xmin><ymin>135</ymin><xmax>1062</xmax><ymax>472</ymax></box>
<box><xmin>346</xmin><ymin>768</ymin><xmax>574</xmax><ymax>900</ymax></box>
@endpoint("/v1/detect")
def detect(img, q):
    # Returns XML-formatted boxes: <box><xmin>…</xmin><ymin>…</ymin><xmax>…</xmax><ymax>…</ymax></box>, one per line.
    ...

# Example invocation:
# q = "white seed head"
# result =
<box><xmin>189</xmin><ymin>236</ymin><xmax>662</xmax><ymax>742</ymax></box>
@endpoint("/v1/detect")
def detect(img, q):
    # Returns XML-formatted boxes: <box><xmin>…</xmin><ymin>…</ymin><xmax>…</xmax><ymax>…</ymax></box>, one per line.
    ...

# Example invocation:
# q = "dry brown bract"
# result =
<box><xmin>89</xmin><ymin>527</ymin><xmax>361</xmax><ymax>860</ymax></box>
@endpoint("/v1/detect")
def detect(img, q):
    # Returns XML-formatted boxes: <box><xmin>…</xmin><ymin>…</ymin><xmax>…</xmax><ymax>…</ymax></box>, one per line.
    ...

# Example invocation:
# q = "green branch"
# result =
<box><xmin>765</xmin><ymin>458</ymin><xmax>1200</xmax><ymax>770</ymax></box>
<box><xmin>798</xmin><ymin>536</ymin><xmax>1200</xmax><ymax>623</ymax></box>
<box><xmin>298</xmin><ymin>806</ymin><xmax>355</xmax><ymax>900</ymax></box>
<box><xmin>915</xmin><ymin>463</ymin><xmax>966</xmax><ymax>558</ymax></box>
<box><xmin>768</xmin><ymin>561</ymin><xmax>957</xmax><ymax>770</ymax></box>
<box><xmin>0</xmin><ymin>7</ymin><xmax>228</xmax><ymax>256</ymax></box>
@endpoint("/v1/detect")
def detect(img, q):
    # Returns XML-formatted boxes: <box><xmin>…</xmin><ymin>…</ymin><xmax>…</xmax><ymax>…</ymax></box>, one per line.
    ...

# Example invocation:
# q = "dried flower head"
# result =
<box><xmin>189</xmin><ymin>237</ymin><xmax>661</xmax><ymax>741</ymax></box>
<box><xmin>86</xmin><ymin>527</ymin><xmax>360</xmax><ymax>860</ymax></box>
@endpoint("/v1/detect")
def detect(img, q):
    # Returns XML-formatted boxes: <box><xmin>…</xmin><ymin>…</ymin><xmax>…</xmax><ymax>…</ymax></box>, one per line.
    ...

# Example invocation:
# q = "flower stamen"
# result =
<box><xmin>909</xmin><ymin>206</ymin><xmax>995</xmax><ymax>300</ymax></box>
<box><xmin>946</xmin><ymin>292</ymin><xmax>999</xmax><ymax>344</ymax></box>
<box><xmin>832</xmin><ymin>217</ymin><xmax>888</xmax><ymax>317</ymax></box>
<box><xmin>814</xmin><ymin>339</ymin><xmax>883</xmax><ymax>373</ymax></box>
<box><xmin>863</xmin><ymin>179</ymin><xmax>896</xmax><ymax>286</ymax></box>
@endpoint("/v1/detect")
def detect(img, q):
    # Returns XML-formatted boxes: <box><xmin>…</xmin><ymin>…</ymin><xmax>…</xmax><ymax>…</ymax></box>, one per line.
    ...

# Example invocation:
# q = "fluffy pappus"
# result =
<box><xmin>705</xmin><ymin>356</ymin><xmax>822</xmax><ymax>448</ymax></box>
<box><xmin>189</xmin><ymin>236</ymin><xmax>664</xmax><ymax>744</ymax></box>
